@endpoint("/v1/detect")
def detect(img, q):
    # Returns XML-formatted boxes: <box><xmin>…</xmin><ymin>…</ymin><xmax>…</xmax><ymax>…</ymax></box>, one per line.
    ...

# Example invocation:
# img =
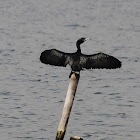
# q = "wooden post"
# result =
<box><xmin>56</xmin><ymin>73</ymin><xmax>80</xmax><ymax>140</ymax></box>
<box><xmin>70</xmin><ymin>136</ymin><xmax>83</xmax><ymax>140</ymax></box>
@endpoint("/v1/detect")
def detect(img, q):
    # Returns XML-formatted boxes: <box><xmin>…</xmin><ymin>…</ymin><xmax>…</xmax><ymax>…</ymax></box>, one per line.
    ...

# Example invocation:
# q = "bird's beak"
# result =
<box><xmin>84</xmin><ymin>38</ymin><xmax>89</xmax><ymax>41</ymax></box>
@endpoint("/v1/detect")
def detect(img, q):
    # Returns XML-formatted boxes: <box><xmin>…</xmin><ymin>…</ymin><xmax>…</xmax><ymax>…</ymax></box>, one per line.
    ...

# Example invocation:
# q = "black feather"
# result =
<box><xmin>40</xmin><ymin>38</ymin><xmax>122</xmax><ymax>71</ymax></box>
<box><xmin>40</xmin><ymin>49</ymin><xmax>70</xmax><ymax>67</ymax></box>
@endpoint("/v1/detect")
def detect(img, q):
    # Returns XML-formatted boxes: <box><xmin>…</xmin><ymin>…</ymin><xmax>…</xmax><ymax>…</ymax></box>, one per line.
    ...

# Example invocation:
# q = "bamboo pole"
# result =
<box><xmin>56</xmin><ymin>73</ymin><xmax>80</xmax><ymax>140</ymax></box>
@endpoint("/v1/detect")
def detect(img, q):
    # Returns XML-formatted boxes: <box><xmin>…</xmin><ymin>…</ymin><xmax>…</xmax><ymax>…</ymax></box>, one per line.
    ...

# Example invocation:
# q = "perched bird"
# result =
<box><xmin>40</xmin><ymin>38</ymin><xmax>121</xmax><ymax>77</ymax></box>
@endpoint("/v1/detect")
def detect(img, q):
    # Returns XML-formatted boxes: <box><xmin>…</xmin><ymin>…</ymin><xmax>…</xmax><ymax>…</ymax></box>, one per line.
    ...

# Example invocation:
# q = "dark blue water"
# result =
<box><xmin>0</xmin><ymin>0</ymin><xmax>140</xmax><ymax>140</ymax></box>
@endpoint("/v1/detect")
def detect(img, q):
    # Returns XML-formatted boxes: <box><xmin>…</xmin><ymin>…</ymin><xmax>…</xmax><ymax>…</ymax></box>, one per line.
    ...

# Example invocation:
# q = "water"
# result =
<box><xmin>0</xmin><ymin>0</ymin><xmax>140</xmax><ymax>140</ymax></box>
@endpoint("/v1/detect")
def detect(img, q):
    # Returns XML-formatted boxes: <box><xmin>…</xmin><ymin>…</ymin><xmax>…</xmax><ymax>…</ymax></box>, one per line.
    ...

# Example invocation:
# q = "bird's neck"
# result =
<box><xmin>76</xmin><ymin>43</ymin><xmax>81</xmax><ymax>53</ymax></box>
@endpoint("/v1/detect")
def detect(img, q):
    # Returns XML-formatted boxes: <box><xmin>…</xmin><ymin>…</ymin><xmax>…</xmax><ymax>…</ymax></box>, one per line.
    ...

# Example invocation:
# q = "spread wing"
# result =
<box><xmin>80</xmin><ymin>53</ymin><xmax>122</xmax><ymax>69</ymax></box>
<box><xmin>40</xmin><ymin>49</ymin><xmax>71</xmax><ymax>67</ymax></box>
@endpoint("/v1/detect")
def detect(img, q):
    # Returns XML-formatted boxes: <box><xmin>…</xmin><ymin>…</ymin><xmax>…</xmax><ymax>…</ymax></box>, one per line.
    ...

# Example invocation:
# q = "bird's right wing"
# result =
<box><xmin>81</xmin><ymin>53</ymin><xmax>122</xmax><ymax>69</ymax></box>
<box><xmin>40</xmin><ymin>49</ymin><xmax>71</xmax><ymax>67</ymax></box>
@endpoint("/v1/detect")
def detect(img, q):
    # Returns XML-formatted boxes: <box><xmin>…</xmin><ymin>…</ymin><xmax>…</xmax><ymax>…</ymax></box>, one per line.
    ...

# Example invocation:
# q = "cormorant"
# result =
<box><xmin>40</xmin><ymin>38</ymin><xmax>121</xmax><ymax>77</ymax></box>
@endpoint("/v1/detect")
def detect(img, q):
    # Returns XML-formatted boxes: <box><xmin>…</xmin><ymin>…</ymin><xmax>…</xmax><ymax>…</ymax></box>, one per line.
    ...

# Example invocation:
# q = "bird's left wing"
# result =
<box><xmin>40</xmin><ymin>49</ymin><xmax>71</xmax><ymax>67</ymax></box>
<box><xmin>80</xmin><ymin>53</ymin><xmax>122</xmax><ymax>69</ymax></box>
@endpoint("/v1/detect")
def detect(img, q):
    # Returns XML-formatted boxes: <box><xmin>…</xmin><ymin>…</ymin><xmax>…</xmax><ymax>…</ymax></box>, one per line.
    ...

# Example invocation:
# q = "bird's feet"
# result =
<box><xmin>69</xmin><ymin>71</ymin><xmax>80</xmax><ymax>79</ymax></box>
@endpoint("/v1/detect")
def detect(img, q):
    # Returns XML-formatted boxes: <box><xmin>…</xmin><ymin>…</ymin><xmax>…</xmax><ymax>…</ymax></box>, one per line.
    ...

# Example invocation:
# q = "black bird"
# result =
<box><xmin>40</xmin><ymin>38</ymin><xmax>121</xmax><ymax>77</ymax></box>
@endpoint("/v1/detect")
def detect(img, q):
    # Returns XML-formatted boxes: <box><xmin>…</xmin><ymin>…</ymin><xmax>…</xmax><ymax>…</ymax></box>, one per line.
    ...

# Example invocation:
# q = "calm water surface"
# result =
<box><xmin>0</xmin><ymin>0</ymin><xmax>140</xmax><ymax>140</ymax></box>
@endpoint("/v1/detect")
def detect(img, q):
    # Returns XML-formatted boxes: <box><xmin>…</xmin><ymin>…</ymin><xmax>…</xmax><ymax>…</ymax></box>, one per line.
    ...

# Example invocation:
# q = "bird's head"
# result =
<box><xmin>76</xmin><ymin>37</ymin><xmax>89</xmax><ymax>47</ymax></box>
